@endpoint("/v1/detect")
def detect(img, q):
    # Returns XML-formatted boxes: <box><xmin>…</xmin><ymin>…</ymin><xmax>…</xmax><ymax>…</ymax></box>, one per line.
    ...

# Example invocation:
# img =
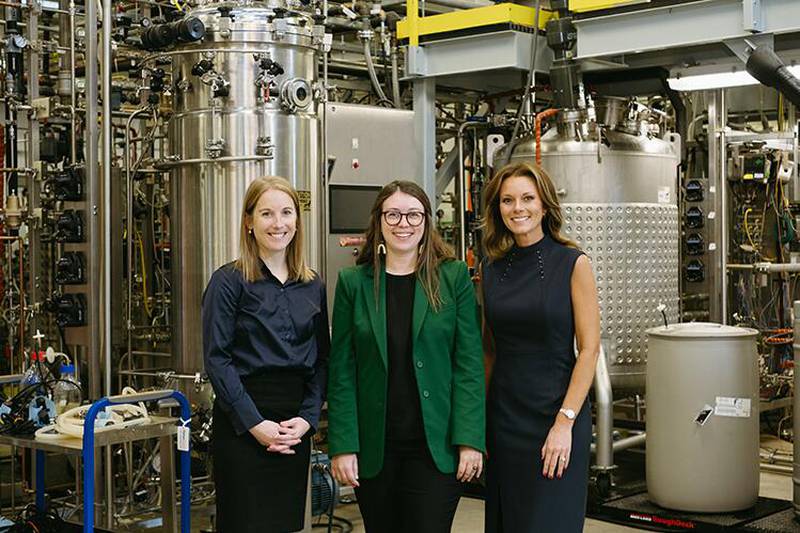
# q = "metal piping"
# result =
<box><xmin>720</xmin><ymin>89</ymin><xmax>728</xmax><ymax>324</ymax></box>
<box><xmin>591</xmin><ymin>432</ymin><xmax>646</xmax><ymax>454</ymax></box>
<box><xmin>593</xmin><ymin>345</ymin><xmax>614</xmax><ymax>472</ymax></box>
<box><xmin>762</xmin><ymin>463</ymin><xmax>793</xmax><ymax>475</ymax></box>
<box><xmin>321</xmin><ymin>0</ymin><xmax>329</xmax><ymax>278</ymax></box>
<box><xmin>69</xmin><ymin>0</ymin><xmax>76</xmax><ymax>163</ymax></box>
<box><xmin>85</xmin><ymin>0</ymin><xmax>100</xmax><ymax>402</ymax></box>
<box><xmin>102</xmin><ymin>0</ymin><xmax>112</xmax><ymax>399</ymax></box>
<box><xmin>125</xmin><ymin>107</ymin><xmax>151</xmax><ymax>391</ymax></box>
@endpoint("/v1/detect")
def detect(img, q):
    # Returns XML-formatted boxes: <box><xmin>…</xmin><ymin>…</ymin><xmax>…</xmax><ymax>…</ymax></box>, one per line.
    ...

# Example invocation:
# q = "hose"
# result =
<box><xmin>363</xmin><ymin>39</ymin><xmax>390</xmax><ymax>105</ymax></box>
<box><xmin>535</xmin><ymin>109</ymin><xmax>560</xmax><ymax>164</ymax></box>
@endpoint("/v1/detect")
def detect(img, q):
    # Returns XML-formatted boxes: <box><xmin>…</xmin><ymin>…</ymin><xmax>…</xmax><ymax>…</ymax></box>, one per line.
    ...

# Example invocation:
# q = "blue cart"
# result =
<box><xmin>23</xmin><ymin>390</ymin><xmax>192</xmax><ymax>532</ymax></box>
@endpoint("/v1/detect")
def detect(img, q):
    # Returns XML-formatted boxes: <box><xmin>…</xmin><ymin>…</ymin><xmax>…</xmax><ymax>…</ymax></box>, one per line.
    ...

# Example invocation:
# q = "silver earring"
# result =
<box><xmin>249</xmin><ymin>228</ymin><xmax>253</xmax><ymax>235</ymax></box>
<box><xmin>377</xmin><ymin>243</ymin><xmax>387</xmax><ymax>255</ymax></box>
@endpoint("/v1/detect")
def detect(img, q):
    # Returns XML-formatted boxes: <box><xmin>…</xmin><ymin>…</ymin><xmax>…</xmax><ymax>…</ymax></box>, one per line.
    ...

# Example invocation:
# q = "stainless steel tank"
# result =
<box><xmin>165</xmin><ymin>1</ymin><xmax>325</xmax><ymax>375</ymax></box>
<box><xmin>646</xmin><ymin>323</ymin><xmax>759</xmax><ymax>512</ymax></box>
<box><xmin>499</xmin><ymin>103</ymin><xmax>680</xmax><ymax>391</ymax></box>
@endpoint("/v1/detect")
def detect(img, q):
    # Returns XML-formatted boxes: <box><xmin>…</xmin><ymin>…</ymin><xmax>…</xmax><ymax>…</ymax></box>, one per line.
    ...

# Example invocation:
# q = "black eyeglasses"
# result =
<box><xmin>382</xmin><ymin>210</ymin><xmax>426</xmax><ymax>227</ymax></box>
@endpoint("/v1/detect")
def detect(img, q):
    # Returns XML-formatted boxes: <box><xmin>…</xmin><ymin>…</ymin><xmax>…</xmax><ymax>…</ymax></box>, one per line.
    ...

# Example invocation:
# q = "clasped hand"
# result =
<box><xmin>249</xmin><ymin>417</ymin><xmax>310</xmax><ymax>454</ymax></box>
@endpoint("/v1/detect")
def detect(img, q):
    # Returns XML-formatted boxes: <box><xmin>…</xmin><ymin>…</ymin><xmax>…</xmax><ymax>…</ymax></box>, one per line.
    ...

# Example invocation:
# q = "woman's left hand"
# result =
<box><xmin>457</xmin><ymin>446</ymin><xmax>483</xmax><ymax>482</ymax></box>
<box><xmin>541</xmin><ymin>420</ymin><xmax>572</xmax><ymax>479</ymax></box>
<box><xmin>270</xmin><ymin>417</ymin><xmax>311</xmax><ymax>452</ymax></box>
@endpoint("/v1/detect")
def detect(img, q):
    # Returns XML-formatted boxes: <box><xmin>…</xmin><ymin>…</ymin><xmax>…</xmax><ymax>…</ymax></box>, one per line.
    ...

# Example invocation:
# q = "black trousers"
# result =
<box><xmin>212</xmin><ymin>370</ymin><xmax>310</xmax><ymax>533</ymax></box>
<box><xmin>355</xmin><ymin>442</ymin><xmax>463</xmax><ymax>533</ymax></box>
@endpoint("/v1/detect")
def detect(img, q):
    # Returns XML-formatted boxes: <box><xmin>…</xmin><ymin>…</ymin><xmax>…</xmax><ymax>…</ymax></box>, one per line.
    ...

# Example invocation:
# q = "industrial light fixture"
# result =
<box><xmin>668</xmin><ymin>66</ymin><xmax>800</xmax><ymax>91</ymax></box>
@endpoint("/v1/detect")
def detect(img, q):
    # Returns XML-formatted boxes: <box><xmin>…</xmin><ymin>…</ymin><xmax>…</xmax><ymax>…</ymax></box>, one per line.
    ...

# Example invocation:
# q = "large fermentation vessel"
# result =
<box><xmin>166</xmin><ymin>1</ymin><xmax>325</xmax><ymax>375</ymax></box>
<box><xmin>499</xmin><ymin>100</ymin><xmax>680</xmax><ymax>391</ymax></box>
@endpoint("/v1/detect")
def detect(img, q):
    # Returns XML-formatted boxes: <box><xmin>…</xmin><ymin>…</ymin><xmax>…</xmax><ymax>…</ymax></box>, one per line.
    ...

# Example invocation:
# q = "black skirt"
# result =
<box><xmin>212</xmin><ymin>369</ymin><xmax>311</xmax><ymax>533</ymax></box>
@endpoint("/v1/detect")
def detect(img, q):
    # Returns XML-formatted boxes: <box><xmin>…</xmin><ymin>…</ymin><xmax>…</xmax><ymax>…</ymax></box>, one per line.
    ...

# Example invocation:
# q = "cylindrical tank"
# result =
<box><xmin>646</xmin><ymin>323</ymin><xmax>759</xmax><ymax>512</ymax></box>
<box><xmin>165</xmin><ymin>1</ymin><xmax>324</xmax><ymax>375</ymax></box>
<box><xmin>499</xmin><ymin>103</ymin><xmax>680</xmax><ymax>391</ymax></box>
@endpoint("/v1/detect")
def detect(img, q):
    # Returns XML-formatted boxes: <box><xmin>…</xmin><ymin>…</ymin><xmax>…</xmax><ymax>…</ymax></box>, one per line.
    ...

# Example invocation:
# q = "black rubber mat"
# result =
<box><xmin>589</xmin><ymin>491</ymin><xmax>792</xmax><ymax>532</ymax></box>
<box><xmin>741</xmin><ymin>508</ymin><xmax>800</xmax><ymax>532</ymax></box>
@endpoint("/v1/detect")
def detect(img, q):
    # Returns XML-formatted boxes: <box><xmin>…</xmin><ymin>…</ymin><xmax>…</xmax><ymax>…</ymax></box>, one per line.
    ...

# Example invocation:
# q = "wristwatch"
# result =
<box><xmin>559</xmin><ymin>408</ymin><xmax>576</xmax><ymax>420</ymax></box>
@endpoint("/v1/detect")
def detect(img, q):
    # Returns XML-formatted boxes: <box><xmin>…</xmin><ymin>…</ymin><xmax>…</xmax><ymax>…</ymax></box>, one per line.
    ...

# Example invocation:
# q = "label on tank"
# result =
<box><xmin>657</xmin><ymin>187</ymin><xmax>671</xmax><ymax>204</ymax></box>
<box><xmin>714</xmin><ymin>397</ymin><xmax>751</xmax><ymax>418</ymax></box>
<box><xmin>297</xmin><ymin>190</ymin><xmax>312</xmax><ymax>212</ymax></box>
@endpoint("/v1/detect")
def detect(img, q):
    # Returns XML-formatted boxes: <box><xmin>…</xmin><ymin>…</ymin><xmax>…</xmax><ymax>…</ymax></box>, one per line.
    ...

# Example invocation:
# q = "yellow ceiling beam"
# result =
<box><xmin>397</xmin><ymin>3</ymin><xmax>554</xmax><ymax>41</ymax></box>
<box><xmin>568</xmin><ymin>0</ymin><xmax>650</xmax><ymax>13</ymax></box>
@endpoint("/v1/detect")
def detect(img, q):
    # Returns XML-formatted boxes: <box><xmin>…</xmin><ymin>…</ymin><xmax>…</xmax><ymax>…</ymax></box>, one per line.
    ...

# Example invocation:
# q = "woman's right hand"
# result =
<box><xmin>249</xmin><ymin>420</ymin><xmax>301</xmax><ymax>454</ymax></box>
<box><xmin>332</xmin><ymin>453</ymin><xmax>360</xmax><ymax>487</ymax></box>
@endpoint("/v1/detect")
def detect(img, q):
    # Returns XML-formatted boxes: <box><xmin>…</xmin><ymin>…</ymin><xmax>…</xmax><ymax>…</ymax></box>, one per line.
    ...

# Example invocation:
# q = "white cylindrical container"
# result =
<box><xmin>646</xmin><ymin>322</ymin><xmax>759</xmax><ymax>512</ymax></box>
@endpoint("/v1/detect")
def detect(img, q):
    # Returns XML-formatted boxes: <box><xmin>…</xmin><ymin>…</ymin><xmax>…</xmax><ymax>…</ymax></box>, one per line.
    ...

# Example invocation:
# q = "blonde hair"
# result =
<box><xmin>357</xmin><ymin>180</ymin><xmax>455</xmax><ymax>310</ymax></box>
<box><xmin>234</xmin><ymin>176</ymin><xmax>315</xmax><ymax>283</ymax></box>
<box><xmin>482</xmin><ymin>161</ymin><xmax>577</xmax><ymax>262</ymax></box>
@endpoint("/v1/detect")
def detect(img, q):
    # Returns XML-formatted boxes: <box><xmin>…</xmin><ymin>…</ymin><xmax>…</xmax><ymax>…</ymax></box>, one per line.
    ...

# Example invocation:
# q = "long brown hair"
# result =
<box><xmin>357</xmin><ymin>180</ymin><xmax>454</xmax><ymax>310</ymax></box>
<box><xmin>234</xmin><ymin>176</ymin><xmax>315</xmax><ymax>283</ymax></box>
<box><xmin>482</xmin><ymin>161</ymin><xmax>577</xmax><ymax>262</ymax></box>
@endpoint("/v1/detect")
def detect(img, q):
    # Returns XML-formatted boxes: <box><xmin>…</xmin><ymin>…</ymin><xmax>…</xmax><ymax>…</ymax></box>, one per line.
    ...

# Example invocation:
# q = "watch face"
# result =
<box><xmin>562</xmin><ymin>409</ymin><xmax>576</xmax><ymax>419</ymax></box>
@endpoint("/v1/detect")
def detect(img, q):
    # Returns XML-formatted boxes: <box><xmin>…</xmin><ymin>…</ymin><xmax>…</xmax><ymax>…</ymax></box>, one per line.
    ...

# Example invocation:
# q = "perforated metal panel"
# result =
<box><xmin>563</xmin><ymin>203</ymin><xmax>680</xmax><ymax>390</ymax></box>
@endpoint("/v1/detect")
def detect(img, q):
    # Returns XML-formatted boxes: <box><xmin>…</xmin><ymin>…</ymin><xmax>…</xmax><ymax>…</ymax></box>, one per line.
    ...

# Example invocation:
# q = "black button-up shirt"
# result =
<box><xmin>201</xmin><ymin>261</ymin><xmax>330</xmax><ymax>435</ymax></box>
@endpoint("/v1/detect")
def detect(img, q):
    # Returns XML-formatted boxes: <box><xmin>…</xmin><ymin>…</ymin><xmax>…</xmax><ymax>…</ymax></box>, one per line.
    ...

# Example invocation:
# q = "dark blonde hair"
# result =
<box><xmin>482</xmin><ymin>161</ymin><xmax>577</xmax><ymax>262</ymax></box>
<box><xmin>235</xmin><ymin>176</ymin><xmax>314</xmax><ymax>283</ymax></box>
<box><xmin>357</xmin><ymin>180</ymin><xmax>455</xmax><ymax>310</ymax></box>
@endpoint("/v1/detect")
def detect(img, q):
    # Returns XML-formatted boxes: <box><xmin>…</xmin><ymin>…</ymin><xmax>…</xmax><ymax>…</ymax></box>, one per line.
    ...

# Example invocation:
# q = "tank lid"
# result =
<box><xmin>646</xmin><ymin>322</ymin><xmax>758</xmax><ymax>338</ymax></box>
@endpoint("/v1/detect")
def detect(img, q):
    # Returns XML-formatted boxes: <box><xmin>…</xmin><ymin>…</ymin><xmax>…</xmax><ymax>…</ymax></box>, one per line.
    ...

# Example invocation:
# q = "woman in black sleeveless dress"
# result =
<box><xmin>481</xmin><ymin>162</ymin><xmax>601</xmax><ymax>532</ymax></box>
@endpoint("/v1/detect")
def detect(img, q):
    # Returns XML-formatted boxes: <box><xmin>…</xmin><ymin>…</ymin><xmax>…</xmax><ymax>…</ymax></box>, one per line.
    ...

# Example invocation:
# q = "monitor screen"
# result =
<box><xmin>329</xmin><ymin>185</ymin><xmax>382</xmax><ymax>234</ymax></box>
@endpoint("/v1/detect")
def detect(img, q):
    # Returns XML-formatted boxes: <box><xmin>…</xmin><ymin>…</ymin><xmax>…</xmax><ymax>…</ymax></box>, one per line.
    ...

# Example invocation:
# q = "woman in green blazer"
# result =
<box><xmin>328</xmin><ymin>180</ymin><xmax>485</xmax><ymax>533</ymax></box>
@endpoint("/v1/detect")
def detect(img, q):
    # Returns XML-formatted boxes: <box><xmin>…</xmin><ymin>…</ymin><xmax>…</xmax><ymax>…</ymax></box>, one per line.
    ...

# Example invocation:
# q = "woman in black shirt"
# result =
<box><xmin>202</xmin><ymin>176</ymin><xmax>330</xmax><ymax>533</ymax></box>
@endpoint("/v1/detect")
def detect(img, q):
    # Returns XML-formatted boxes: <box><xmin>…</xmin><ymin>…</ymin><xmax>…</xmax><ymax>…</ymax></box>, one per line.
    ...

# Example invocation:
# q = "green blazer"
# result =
<box><xmin>327</xmin><ymin>259</ymin><xmax>485</xmax><ymax>478</ymax></box>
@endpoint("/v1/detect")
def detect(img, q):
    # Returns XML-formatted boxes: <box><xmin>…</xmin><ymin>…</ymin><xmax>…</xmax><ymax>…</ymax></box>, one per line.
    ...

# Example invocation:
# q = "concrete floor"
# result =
<box><xmin>320</xmin><ymin>471</ymin><xmax>794</xmax><ymax>533</ymax></box>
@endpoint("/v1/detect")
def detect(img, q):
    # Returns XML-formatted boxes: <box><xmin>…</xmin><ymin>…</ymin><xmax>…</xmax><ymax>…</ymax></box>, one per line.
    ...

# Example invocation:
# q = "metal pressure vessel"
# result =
<box><xmin>499</xmin><ymin>100</ymin><xmax>680</xmax><ymax>392</ymax></box>
<box><xmin>646</xmin><ymin>323</ymin><xmax>759</xmax><ymax>512</ymax></box>
<box><xmin>163</xmin><ymin>1</ymin><xmax>325</xmax><ymax>376</ymax></box>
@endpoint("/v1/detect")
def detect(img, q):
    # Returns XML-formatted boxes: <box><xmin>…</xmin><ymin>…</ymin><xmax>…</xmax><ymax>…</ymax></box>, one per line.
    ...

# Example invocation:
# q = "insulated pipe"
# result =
<box><xmin>363</xmin><ymin>38</ymin><xmax>389</xmax><ymax>104</ymax></box>
<box><xmin>746</xmin><ymin>46</ymin><xmax>800</xmax><ymax>108</ymax></box>
<box><xmin>593</xmin><ymin>345</ymin><xmax>614</xmax><ymax>472</ymax></box>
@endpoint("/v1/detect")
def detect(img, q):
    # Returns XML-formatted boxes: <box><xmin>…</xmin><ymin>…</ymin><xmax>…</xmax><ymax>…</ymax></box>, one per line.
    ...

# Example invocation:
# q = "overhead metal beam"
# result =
<box><xmin>406</xmin><ymin>30</ymin><xmax>550</xmax><ymax>79</ymax></box>
<box><xmin>574</xmin><ymin>0</ymin><xmax>800</xmax><ymax>60</ymax></box>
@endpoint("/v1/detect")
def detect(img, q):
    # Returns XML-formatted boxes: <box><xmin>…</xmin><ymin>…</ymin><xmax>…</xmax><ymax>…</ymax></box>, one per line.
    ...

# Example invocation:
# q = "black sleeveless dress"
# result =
<box><xmin>482</xmin><ymin>234</ymin><xmax>591</xmax><ymax>533</ymax></box>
